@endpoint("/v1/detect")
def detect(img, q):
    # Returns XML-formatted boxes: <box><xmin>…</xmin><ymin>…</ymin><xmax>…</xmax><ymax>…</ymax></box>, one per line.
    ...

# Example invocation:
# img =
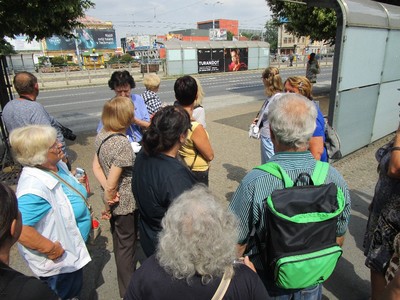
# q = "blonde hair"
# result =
<box><xmin>143</xmin><ymin>73</ymin><xmax>161</xmax><ymax>91</ymax></box>
<box><xmin>284</xmin><ymin>76</ymin><xmax>313</xmax><ymax>100</ymax></box>
<box><xmin>10</xmin><ymin>125</ymin><xmax>56</xmax><ymax>167</ymax></box>
<box><xmin>262</xmin><ymin>67</ymin><xmax>283</xmax><ymax>97</ymax></box>
<box><xmin>102</xmin><ymin>96</ymin><xmax>135</xmax><ymax>132</ymax></box>
<box><xmin>193</xmin><ymin>77</ymin><xmax>205</xmax><ymax>107</ymax></box>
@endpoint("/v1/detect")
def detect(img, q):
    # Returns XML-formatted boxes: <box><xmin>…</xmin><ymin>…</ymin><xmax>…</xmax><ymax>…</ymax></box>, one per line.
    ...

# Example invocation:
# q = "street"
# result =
<box><xmin>33</xmin><ymin>66</ymin><xmax>333</xmax><ymax>133</ymax></box>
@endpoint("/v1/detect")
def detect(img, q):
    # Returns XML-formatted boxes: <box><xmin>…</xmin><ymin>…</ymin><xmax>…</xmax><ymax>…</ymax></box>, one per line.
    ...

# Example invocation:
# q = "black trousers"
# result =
<box><xmin>110</xmin><ymin>210</ymin><xmax>138</xmax><ymax>298</ymax></box>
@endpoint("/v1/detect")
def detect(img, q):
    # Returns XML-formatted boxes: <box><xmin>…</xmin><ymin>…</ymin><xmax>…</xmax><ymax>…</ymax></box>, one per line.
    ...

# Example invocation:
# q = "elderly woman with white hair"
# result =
<box><xmin>9</xmin><ymin>125</ymin><xmax>91</xmax><ymax>300</ymax></box>
<box><xmin>125</xmin><ymin>185</ymin><xmax>268</xmax><ymax>300</ymax></box>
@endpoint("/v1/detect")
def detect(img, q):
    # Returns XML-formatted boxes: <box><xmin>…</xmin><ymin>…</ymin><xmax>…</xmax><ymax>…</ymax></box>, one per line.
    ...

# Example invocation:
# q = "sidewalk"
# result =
<box><xmin>12</xmin><ymin>60</ymin><xmax>332</xmax><ymax>91</ymax></box>
<box><xmin>8</xmin><ymin>94</ymin><xmax>384</xmax><ymax>299</ymax></box>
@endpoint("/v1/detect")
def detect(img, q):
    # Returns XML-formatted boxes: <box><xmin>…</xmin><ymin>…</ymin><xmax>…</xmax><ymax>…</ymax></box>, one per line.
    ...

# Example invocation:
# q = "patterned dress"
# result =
<box><xmin>364</xmin><ymin>141</ymin><xmax>400</xmax><ymax>274</ymax></box>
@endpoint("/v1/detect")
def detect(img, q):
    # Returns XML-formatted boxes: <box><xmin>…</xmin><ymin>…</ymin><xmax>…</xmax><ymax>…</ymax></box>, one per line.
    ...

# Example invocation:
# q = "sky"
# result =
<box><xmin>86</xmin><ymin>0</ymin><xmax>272</xmax><ymax>40</ymax></box>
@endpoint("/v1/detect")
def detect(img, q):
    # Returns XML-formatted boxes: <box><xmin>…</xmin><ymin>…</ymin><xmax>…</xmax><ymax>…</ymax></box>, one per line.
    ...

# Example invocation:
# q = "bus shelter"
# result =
<box><xmin>161</xmin><ymin>41</ymin><xmax>269</xmax><ymax>76</ymax></box>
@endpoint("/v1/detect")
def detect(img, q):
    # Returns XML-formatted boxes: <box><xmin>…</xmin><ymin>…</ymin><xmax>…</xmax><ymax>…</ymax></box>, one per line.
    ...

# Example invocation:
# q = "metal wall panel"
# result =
<box><xmin>335</xmin><ymin>86</ymin><xmax>379</xmax><ymax>155</ymax></box>
<box><xmin>258</xmin><ymin>48</ymin><xmax>270</xmax><ymax>69</ymax></box>
<box><xmin>372</xmin><ymin>81</ymin><xmax>400</xmax><ymax>141</ymax></box>
<box><xmin>247</xmin><ymin>48</ymin><xmax>259</xmax><ymax>70</ymax></box>
<box><xmin>382</xmin><ymin>30</ymin><xmax>400</xmax><ymax>82</ymax></box>
<box><xmin>339</xmin><ymin>27</ymin><xmax>387</xmax><ymax>91</ymax></box>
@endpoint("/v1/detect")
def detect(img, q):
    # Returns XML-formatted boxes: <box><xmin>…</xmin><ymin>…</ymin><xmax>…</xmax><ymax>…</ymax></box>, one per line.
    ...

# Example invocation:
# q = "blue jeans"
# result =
<box><xmin>267</xmin><ymin>284</ymin><xmax>322</xmax><ymax>300</ymax></box>
<box><xmin>257</xmin><ymin>269</ymin><xmax>322</xmax><ymax>300</ymax></box>
<box><xmin>40</xmin><ymin>268</ymin><xmax>83</xmax><ymax>300</ymax></box>
<box><xmin>261</xmin><ymin>136</ymin><xmax>275</xmax><ymax>164</ymax></box>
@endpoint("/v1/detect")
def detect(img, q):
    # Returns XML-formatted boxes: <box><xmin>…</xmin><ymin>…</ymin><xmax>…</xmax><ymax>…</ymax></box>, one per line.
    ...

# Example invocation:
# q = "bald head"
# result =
<box><xmin>13</xmin><ymin>72</ymin><xmax>38</xmax><ymax>96</ymax></box>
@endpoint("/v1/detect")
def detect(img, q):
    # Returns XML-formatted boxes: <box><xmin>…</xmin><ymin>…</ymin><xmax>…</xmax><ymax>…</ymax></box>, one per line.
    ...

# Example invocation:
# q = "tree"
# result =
<box><xmin>0</xmin><ymin>0</ymin><xmax>94</xmax><ymax>46</ymax></box>
<box><xmin>227</xmin><ymin>31</ymin><xmax>234</xmax><ymax>41</ymax></box>
<box><xmin>264</xmin><ymin>20</ymin><xmax>278</xmax><ymax>51</ymax></box>
<box><xmin>266</xmin><ymin>0</ymin><xmax>400</xmax><ymax>45</ymax></box>
<box><xmin>266</xmin><ymin>0</ymin><xmax>336</xmax><ymax>45</ymax></box>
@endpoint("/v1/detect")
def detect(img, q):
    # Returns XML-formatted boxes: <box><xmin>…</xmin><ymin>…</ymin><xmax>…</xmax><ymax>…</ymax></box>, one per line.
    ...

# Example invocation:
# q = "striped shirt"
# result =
<box><xmin>229</xmin><ymin>151</ymin><xmax>351</xmax><ymax>269</ymax></box>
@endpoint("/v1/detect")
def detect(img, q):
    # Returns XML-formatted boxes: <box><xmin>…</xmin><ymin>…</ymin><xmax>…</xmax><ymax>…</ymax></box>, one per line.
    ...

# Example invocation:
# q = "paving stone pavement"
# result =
<box><xmin>6</xmin><ymin>89</ymin><xmax>388</xmax><ymax>300</ymax></box>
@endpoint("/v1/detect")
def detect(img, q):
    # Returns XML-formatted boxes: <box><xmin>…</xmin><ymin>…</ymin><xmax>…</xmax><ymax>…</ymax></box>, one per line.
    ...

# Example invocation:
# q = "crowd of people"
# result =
<box><xmin>0</xmin><ymin>66</ymin><xmax>398</xmax><ymax>300</ymax></box>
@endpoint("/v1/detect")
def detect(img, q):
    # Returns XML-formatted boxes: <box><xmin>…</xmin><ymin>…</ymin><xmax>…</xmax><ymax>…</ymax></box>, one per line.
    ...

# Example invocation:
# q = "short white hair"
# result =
<box><xmin>10</xmin><ymin>125</ymin><xmax>57</xmax><ymax>166</ymax></box>
<box><xmin>267</xmin><ymin>93</ymin><xmax>317</xmax><ymax>149</ymax></box>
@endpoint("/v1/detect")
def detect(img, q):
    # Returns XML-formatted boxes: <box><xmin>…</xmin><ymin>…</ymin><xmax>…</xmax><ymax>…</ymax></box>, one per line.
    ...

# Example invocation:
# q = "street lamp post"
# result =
<box><xmin>205</xmin><ymin>1</ymin><xmax>223</xmax><ymax>40</ymax></box>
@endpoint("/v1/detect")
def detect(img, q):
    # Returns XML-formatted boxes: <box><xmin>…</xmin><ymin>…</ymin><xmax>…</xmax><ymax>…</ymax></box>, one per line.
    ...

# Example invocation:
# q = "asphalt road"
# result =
<box><xmin>30</xmin><ymin>66</ymin><xmax>332</xmax><ymax>134</ymax></box>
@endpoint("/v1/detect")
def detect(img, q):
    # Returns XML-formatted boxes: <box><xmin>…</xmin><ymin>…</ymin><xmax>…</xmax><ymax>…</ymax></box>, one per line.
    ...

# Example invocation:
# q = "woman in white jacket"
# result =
<box><xmin>10</xmin><ymin>125</ymin><xmax>91</xmax><ymax>300</ymax></box>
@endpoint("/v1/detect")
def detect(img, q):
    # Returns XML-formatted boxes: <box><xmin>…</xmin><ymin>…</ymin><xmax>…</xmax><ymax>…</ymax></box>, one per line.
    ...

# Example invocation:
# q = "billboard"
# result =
<box><xmin>45</xmin><ymin>29</ymin><xmax>117</xmax><ymax>51</ymax></box>
<box><xmin>225</xmin><ymin>48</ymin><xmax>248</xmax><ymax>72</ymax></box>
<box><xmin>198</xmin><ymin>48</ymin><xmax>224</xmax><ymax>74</ymax></box>
<box><xmin>5</xmin><ymin>35</ymin><xmax>42</xmax><ymax>51</ymax></box>
<box><xmin>125</xmin><ymin>35</ymin><xmax>157</xmax><ymax>51</ymax></box>
<box><xmin>209</xmin><ymin>29</ymin><xmax>227</xmax><ymax>41</ymax></box>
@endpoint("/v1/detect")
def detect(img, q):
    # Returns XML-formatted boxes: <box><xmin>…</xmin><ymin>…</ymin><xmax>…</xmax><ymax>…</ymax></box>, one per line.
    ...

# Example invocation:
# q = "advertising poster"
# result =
<box><xmin>5</xmin><ymin>35</ymin><xmax>42</xmax><ymax>51</ymax></box>
<box><xmin>45</xmin><ymin>29</ymin><xmax>116</xmax><ymax>51</ymax></box>
<box><xmin>197</xmin><ymin>48</ymin><xmax>224</xmax><ymax>74</ymax></box>
<box><xmin>209</xmin><ymin>29</ymin><xmax>227</xmax><ymax>41</ymax></box>
<box><xmin>224</xmin><ymin>48</ymin><xmax>248</xmax><ymax>72</ymax></box>
<box><xmin>125</xmin><ymin>35</ymin><xmax>157</xmax><ymax>51</ymax></box>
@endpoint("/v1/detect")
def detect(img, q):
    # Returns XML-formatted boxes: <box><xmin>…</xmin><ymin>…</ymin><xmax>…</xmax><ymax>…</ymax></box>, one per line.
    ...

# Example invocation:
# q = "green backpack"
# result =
<box><xmin>255</xmin><ymin>161</ymin><xmax>345</xmax><ymax>289</ymax></box>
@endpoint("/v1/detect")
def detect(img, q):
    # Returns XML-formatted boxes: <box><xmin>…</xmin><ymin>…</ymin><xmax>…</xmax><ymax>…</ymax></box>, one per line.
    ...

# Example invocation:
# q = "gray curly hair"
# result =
<box><xmin>156</xmin><ymin>185</ymin><xmax>238</xmax><ymax>284</ymax></box>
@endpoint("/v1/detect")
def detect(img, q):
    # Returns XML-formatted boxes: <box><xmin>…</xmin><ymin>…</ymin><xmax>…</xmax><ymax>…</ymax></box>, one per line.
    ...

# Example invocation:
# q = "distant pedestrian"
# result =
<box><xmin>306</xmin><ymin>53</ymin><xmax>320</xmax><ymax>83</ymax></box>
<box><xmin>141</xmin><ymin>73</ymin><xmax>162</xmax><ymax>118</ymax></box>
<box><xmin>289</xmin><ymin>52</ymin><xmax>294</xmax><ymax>67</ymax></box>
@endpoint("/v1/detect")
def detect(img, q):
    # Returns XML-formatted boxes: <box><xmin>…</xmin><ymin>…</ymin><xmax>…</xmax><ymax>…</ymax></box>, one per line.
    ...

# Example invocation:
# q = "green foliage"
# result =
<box><xmin>0</xmin><ymin>43</ymin><xmax>17</xmax><ymax>55</ymax></box>
<box><xmin>227</xmin><ymin>31</ymin><xmax>234</xmax><ymax>41</ymax></box>
<box><xmin>264</xmin><ymin>20</ymin><xmax>278</xmax><ymax>51</ymax></box>
<box><xmin>0</xmin><ymin>0</ymin><xmax>94</xmax><ymax>47</ymax></box>
<box><xmin>50</xmin><ymin>56</ymin><xmax>66</xmax><ymax>66</ymax></box>
<box><xmin>120</xmin><ymin>53</ymin><xmax>134</xmax><ymax>63</ymax></box>
<box><xmin>107</xmin><ymin>54</ymin><xmax>134</xmax><ymax>64</ymax></box>
<box><xmin>266</xmin><ymin>0</ymin><xmax>337</xmax><ymax>45</ymax></box>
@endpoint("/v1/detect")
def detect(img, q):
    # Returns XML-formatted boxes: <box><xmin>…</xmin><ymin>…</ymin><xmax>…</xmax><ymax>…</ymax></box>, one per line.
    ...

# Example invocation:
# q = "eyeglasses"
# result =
<box><xmin>49</xmin><ymin>140</ymin><xmax>61</xmax><ymax>151</ymax></box>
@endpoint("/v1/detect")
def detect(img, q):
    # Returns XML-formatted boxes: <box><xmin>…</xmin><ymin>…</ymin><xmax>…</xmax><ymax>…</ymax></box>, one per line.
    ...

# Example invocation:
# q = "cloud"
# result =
<box><xmin>86</xmin><ymin>0</ymin><xmax>271</xmax><ymax>39</ymax></box>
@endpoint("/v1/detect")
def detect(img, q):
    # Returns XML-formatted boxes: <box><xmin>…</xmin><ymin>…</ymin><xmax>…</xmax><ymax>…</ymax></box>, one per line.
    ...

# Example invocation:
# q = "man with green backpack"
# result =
<box><xmin>229</xmin><ymin>93</ymin><xmax>351</xmax><ymax>299</ymax></box>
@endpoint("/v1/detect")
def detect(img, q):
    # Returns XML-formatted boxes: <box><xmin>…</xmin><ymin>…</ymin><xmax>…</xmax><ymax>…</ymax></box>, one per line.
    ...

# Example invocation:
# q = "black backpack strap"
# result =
<box><xmin>96</xmin><ymin>133</ymin><xmax>126</xmax><ymax>157</ymax></box>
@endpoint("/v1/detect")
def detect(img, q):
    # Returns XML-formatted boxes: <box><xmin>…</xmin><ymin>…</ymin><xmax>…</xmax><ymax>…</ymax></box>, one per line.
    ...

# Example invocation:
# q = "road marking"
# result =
<box><xmin>39</xmin><ymin>91</ymin><xmax>98</xmax><ymax>99</ymax></box>
<box><xmin>44</xmin><ymin>98</ymin><xmax>108</xmax><ymax>108</ymax></box>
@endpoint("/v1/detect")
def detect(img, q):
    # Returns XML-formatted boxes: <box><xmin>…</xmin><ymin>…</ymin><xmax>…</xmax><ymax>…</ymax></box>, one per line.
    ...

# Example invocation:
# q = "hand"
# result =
<box><xmin>77</xmin><ymin>174</ymin><xmax>86</xmax><ymax>184</ymax></box>
<box><xmin>47</xmin><ymin>241</ymin><xmax>64</xmax><ymax>261</ymax></box>
<box><xmin>101</xmin><ymin>210</ymin><xmax>112</xmax><ymax>220</ymax></box>
<box><xmin>107</xmin><ymin>192</ymin><xmax>120</xmax><ymax>206</ymax></box>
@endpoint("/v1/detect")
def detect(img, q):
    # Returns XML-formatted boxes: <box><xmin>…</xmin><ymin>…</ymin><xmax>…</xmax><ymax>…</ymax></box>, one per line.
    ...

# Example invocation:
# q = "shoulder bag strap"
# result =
<box><xmin>255</xmin><ymin>99</ymin><xmax>269</xmax><ymax>128</ymax></box>
<box><xmin>97</xmin><ymin>133</ymin><xmax>126</xmax><ymax>157</ymax></box>
<box><xmin>36</xmin><ymin>166</ymin><xmax>90</xmax><ymax>210</ymax></box>
<box><xmin>189</xmin><ymin>150</ymin><xmax>198</xmax><ymax>170</ymax></box>
<box><xmin>311</xmin><ymin>160</ymin><xmax>329</xmax><ymax>186</ymax></box>
<box><xmin>255</xmin><ymin>162</ymin><xmax>293</xmax><ymax>188</ymax></box>
<box><xmin>211</xmin><ymin>271</ymin><xmax>232</xmax><ymax>300</ymax></box>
